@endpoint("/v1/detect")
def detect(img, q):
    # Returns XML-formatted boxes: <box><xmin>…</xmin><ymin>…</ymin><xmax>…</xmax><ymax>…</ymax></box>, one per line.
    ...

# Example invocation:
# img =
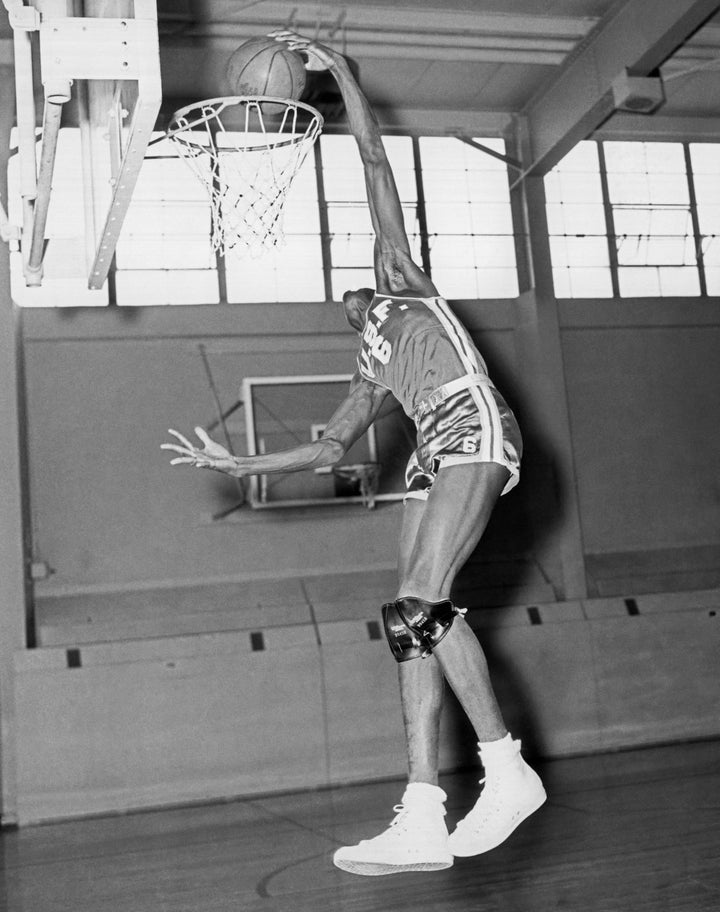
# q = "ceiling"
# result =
<box><xmin>1</xmin><ymin>0</ymin><xmax>720</xmax><ymax>156</ymax></box>
<box><xmin>150</xmin><ymin>1</ymin><xmax>720</xmax><ymax>126</ymax></box>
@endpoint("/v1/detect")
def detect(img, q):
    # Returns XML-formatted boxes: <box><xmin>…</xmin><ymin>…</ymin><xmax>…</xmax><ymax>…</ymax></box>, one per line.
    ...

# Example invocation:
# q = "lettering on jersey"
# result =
<box><xmin>360</xmin><ymin>300</ymin><xmax>394</xmax><ymax>376</ymax></box>
<box><xmin>372</xmin><ymin>299</ymin><xmax>392</xmax><ymax>325</ymax></box>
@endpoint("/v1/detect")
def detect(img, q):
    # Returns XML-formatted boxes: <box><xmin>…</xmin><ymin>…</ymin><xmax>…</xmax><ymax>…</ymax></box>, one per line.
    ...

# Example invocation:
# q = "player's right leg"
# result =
<box><xmin>333</xmin><ymin>499</ymin><xmax>453</xmax><ymax>876</ymax></box>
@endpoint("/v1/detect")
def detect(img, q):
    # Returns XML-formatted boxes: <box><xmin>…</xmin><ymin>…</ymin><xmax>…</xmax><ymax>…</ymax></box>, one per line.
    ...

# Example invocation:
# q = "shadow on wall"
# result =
<box><xmin>440</xmin><ymin>650</ymin><xmax>546</xmax><ymax>769</ymax></box>
<box><xmin>452</xmin><ymin>431</ymin><xmax>566</xmax><ymax>608</ymax></box>
<box><xmin>443</xmin><ymin>337</ymin><xmax>568</xmax><ymax>603</ymax></box>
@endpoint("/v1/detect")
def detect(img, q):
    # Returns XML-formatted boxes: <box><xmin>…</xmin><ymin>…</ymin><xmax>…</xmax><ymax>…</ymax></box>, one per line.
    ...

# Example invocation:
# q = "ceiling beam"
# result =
<box><xmin>595</xmin><ymin>113</ymin><xmax>720</xmax><ymax>142</ymax></box>
<box><xmin>519</xmin><ymin>0</ymin><xmax>720</xmax><ymax>177</ymax></box>
<box><xmin>159</xmin><ymin>2</ymin><xmax>596</xmax><ymax>40</ymax></box>
<box><xmin>157</xmin><ymin>1</ymin><xmax>597</xmax><ymax>66</ymax></box>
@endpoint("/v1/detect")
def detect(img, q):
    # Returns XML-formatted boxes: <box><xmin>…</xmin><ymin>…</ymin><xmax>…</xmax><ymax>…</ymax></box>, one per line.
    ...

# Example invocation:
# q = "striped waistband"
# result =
<box><xmin>413</xmin><ymin>373</ymin><xmax>487</xmax><ymax>420</ymax></box>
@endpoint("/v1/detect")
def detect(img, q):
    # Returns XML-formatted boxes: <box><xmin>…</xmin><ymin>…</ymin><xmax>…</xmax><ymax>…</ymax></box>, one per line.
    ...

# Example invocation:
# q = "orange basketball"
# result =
<box><xmin>225</xmin><ymin>37</ymin><xmax>307</xmax><ymax>100</ymax></box>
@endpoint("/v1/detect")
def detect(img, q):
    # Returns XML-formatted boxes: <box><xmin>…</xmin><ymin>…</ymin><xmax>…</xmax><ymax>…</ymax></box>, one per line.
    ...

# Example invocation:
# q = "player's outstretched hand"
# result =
<box><xmin>161</xmin><ymin>427</ymin><xmax>237</xmax><ymax>473</ymax></box>
<box><xmin>268</xmin><ymin>29</ymin><xmax>334</xmax><ymax>71</ymax></box>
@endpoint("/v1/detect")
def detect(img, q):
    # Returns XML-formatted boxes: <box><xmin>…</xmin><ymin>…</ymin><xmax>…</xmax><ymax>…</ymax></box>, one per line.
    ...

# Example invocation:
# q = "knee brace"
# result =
<box><xmin>381</xmin><ymin>596</ymin><xmax>460</xmax><ymax>663</ymax></box>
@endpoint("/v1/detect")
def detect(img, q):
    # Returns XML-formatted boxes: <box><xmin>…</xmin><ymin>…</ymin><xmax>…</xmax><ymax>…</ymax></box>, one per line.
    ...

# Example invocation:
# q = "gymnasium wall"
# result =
<box><xmin>21</xmin><ymin>301</ymin><xmax>534</xmax><ymax>600</ymax></box>
<box><xmin>21</xmin><ymin>296</ymin><xmax>720</xmax><ymax>601</ymax></box>
<box><xmin>9</xmin><ymin>293</ymin><xmax>720</xmax><ymax>823</ymax></box>
<box><xmin>558</xmin><ymin>298</ymin><xmax>720</xmax><ymax>595</ymax></box>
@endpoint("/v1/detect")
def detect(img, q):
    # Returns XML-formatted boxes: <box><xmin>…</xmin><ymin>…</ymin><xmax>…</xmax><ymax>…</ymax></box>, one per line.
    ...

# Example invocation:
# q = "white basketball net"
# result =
<box><xmin>168</xmin><ymin>96</ymin><xmax>323</xmax><ymax>257</ymax></box>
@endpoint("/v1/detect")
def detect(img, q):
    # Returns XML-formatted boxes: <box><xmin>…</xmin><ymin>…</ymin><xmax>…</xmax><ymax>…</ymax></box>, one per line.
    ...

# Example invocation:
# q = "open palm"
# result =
<box><xmin>161</xmin><ymin>427</ymin><xmax>237</xmax><ymax>472</ymax></box>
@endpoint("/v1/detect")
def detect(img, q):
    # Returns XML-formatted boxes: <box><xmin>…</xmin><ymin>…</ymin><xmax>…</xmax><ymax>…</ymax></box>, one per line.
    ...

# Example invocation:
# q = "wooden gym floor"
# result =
<box><xmin>1</xmin><ymin>739</ymin><xmax>719</xmax><ymax>912</ymax></box>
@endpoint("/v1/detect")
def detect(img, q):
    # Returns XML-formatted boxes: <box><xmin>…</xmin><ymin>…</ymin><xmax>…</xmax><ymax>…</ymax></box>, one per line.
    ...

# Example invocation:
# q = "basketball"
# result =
<box><xmin>226</xmin><ymin>37</ymin><xmax>307</xmax><ymax>100</ymax></box>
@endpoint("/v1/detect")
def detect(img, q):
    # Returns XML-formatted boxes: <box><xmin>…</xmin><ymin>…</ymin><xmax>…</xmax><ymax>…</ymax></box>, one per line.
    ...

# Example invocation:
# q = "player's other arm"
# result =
<box><xmin>162</xmin><ymin>377</ymin><xmax>389</xmax><ymax>477</ymax></box>
<box><xmin>272</xmin><ymin>30</ymin><xmax>437</xmax><ymax>298</ymax></box>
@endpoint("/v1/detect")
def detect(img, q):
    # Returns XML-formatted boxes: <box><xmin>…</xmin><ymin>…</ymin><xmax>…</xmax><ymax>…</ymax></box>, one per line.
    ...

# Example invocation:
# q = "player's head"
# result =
<box><xmin>342</xmin><ymin>288</ymin><xmax>374</xmax><ymax>332</ymax></box>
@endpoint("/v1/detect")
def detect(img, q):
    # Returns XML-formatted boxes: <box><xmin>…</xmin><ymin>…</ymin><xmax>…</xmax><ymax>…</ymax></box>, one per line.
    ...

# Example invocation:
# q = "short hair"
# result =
<box><xmin>343</xmin><ymin>287</ymin><xmax>374</xmax><ymax>308</ymax></box>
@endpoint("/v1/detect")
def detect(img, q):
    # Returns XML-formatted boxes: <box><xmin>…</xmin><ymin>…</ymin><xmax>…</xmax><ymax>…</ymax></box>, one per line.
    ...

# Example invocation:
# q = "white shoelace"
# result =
<box><xmin>388</xmin><ymin>802</ymin><xmax>421</xmax><ymax>832</ymax></box>
<box><xmin>362</xmin><ymin>801</ymin><xmax>439</xmax><ymax>843</ymax></box>
<box><xmin>458</xmin><ymin>777</ymin><xmax>506</xmax><ymax>829</ymax></box>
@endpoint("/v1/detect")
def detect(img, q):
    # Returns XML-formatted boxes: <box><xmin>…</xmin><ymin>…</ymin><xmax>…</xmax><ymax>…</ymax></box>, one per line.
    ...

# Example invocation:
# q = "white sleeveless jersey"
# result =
<box><xmin>356</xmin><ymin>293</ymin><xmax>490</xmax><ymax>417</ymax></box>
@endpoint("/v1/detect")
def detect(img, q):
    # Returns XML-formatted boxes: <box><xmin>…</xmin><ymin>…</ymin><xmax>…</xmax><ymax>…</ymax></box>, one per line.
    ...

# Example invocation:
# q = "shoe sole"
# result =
<box><xmin>333</xmin><ymin>856</ymin><xmax>454</xmax><ymax>876</ymax></box>
<box><xmin>448</xmin><ymin>789</ymin><xmax>547</xmax><ymax>857</ymax></box>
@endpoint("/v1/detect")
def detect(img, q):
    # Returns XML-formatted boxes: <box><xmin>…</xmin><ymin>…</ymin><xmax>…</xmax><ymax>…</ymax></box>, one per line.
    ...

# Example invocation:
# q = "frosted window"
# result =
<box><xmin>114</xmin><ymin>133</ymin><xmax>217</xmax><ymax>303</ymax></box>
<box><xmin>322</xmin><ymin>135</ymin><xmax>420</xmax><ymax>300</ymax></box>
<box><xmin>226</xmin><ymin>236</ymin><xmax>325</xmax><ymax>303</ymax></box>
<box><xmin>550</xmin><ymin>236</ymin><xmax>610</xmax><ymax>268</ymax></box>
<box><xmin>420</xmin><ymin>137</ymin><xmax>517</xmax><ymax>298</ymax></box>
<box><xmin>115</xmin><ymin>269</ymin><xmax>219</xmax><ymax>305</ymax></box>
<box><xmin>690</xmin><ymin>144</ymin><xmax>720</xmax><ymax>292</ymax></box>
<box><xmin>6</xmin><ymin>128</ymin><xmax>518</xmax><ymax>306</ymax></box>
<box><xmin>224</xmin><ymin>146</ymin><xmax>321</xmax><ymax>302</ymax></box>
<box><xmin>604</xmin><ymin>141</ymin><xmax>686</xmax><ymax>174</ymax></box>
<box><xmin>330</xmin><ymin>234</ymin><xmax>375</xmax><ymax>268</ymax></box>
<box><xmin>703</xmin><ymin>237</ymin><xmax>720</xmax><ymax>265</ymax></box>
<box><xmin>705</xmin><ymin>267</ymin><xmax>720</xmax><ymax>295</ymax></box>
<box><xmin>546</xmin><ymin>141</ymin><xmax>611</xmax><ymax>297</ymax></box>
<box><xmin>430</xmin><ymin>267</ymin><xmax>518</xmax><ymax>300</ymax></box>
<box><xmin>605</xmin><ymin>141</ymin><xmax>699</xmax><ymax>297</ymax></box>
<box><xmin>331</xmin><ymin>268</ymin><xmax>376</xmax><ymax>302</ymax></box>
<box><xmin>556</xmin><ymin>267</ymin><xmax>613</xmax><ymax>298</ymax></box>
<box><xmin>618</xmin><ymin>266</ymin><xmax>700</xmax><ymax>297</ymax></box>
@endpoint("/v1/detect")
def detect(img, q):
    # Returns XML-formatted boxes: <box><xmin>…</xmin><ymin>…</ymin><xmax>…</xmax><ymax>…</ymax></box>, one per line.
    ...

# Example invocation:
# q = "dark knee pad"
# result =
<box><xmin>381</xmin><ymin>601</ymin><xmax>426</xmax><ymax>662</ymax></box>
<box><xmin>381</xmin><ymin>596</ymin><xmax>459</xmax><ymax>662</ymax></box>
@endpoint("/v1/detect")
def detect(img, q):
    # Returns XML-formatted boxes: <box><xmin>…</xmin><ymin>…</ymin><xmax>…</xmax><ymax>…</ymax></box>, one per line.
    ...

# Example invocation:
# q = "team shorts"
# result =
<box><xmin>404</xmin><ymin>380</ymin><xmax>522</xmax><ymax>502</ymax></box>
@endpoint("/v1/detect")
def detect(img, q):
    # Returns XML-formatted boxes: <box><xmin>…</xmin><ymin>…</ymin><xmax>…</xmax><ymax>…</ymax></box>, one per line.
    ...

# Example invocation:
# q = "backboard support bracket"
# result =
<box><xmin>6</xmin><ymin>2</ymin><xmax>161</xmax><ymax>289</ymax></box>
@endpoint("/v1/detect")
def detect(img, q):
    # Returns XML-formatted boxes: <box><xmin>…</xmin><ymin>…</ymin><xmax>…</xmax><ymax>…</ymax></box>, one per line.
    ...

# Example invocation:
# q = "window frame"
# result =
<box><xmin>548</xmin><ymin>138</ymin><xmax>717</xmax><ymax>300</ymax></box>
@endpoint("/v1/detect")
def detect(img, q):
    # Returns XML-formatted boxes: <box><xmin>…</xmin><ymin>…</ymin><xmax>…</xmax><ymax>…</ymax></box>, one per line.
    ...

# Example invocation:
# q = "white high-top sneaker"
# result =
<box><xmin>448</xmin><ymin>735</ymin><xmax>546</xmax><ymax>857</ymax></box>
<box><xmin>333</xmin><ymin>782</ymin><xmax>454</xmax><ymax>876</ymax></box>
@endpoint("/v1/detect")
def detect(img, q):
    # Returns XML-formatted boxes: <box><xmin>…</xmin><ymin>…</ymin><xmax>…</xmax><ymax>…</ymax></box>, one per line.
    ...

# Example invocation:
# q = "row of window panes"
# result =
<box><xmin>7</xmin><ymin>130</ymin><xmax>519</xmax><ymax>306</ymax></box>
<box><xmin>547</xmin><ymin>140</ymin><xmax>720</xmax><ymax>298</ymax></box>
<box><xmin>8</xmin><ymin>129</ymin><xmax>720</xmax><ymax>305</ymax></box>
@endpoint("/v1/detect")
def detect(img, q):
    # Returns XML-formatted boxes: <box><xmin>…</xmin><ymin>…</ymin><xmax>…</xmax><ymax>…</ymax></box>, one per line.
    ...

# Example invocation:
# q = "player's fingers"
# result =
<box><xmin>270</xmin><ymin>30</ymin><xmax>308</xmax><ymax>49</ymax></box>
<box><xmin>193</xmin><ymin>426</ymin><xmax>216</xmax><ymax>447</ymax></box>
<box><xmin>161</xmin><ymin>443</ymin><xmax>189</xmax><ymax>454</ymax></box>
<box><xmin>167</xmin><ymin>428</ymin><xmax>195</xmax><ymax>450</ymax></box>
<box><xmin>169</xmin><ymin>456</ymin><xmax>196</xmax><ymax>466</ymax></box>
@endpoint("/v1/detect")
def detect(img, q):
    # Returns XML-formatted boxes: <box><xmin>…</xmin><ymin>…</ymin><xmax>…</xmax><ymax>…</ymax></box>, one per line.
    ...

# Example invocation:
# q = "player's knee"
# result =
<box><xmin>381</xmin><ymin>596</ymin><xmax>460</xmax><ymax>663</ymax></box>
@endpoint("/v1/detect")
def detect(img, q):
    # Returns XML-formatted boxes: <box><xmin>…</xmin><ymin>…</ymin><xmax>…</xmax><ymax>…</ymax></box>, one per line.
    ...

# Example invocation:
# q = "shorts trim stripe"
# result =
<box><xmin>487</xmin><ymin>385</ymin><xmax>506</xmax><ymax>464</ymax></box>
<box><xmin>469</xmin><ymin>383</ymin><xmax>504</xmax><ymax>464</ymax></box>
<box><xmin>468</xmin><ymin>385</ymin><xmax>493</xmax><ymax>461</ymax></box>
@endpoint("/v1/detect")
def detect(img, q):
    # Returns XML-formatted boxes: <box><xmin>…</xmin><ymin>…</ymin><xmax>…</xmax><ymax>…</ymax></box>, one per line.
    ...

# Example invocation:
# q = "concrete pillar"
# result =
<box><xmin>508</xmin><ymin>123</ymin><xmax>588</xmax><ymax>600</ymax></box>
<box><xmin>0</xmin><ymin>63</ymin><xmax>32</xmax><ymax>826</ymax></box>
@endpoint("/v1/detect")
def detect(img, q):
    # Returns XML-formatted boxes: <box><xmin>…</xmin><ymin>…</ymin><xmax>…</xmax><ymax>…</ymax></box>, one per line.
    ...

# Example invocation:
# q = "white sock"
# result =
<box><xmin>477</xmin><ymin>733</ymin><xmax>522</xmax><ymax>773</ymax></box>
<box><xmin>403</xmin><ymin>782</ymin><xmax>447</xmax><ymax>804</ymax></box>
<box><xmin>477</xmin><ymin>732</ymin><xmax>515</xmax><ymax>757</ymax></box>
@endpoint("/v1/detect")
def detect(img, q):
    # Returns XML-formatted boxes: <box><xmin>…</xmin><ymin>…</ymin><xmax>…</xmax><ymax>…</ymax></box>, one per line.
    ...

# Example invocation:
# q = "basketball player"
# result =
<box><xmin>162</xmin><ymin>30</ymin><xmax>546</xmax><ymax>876</ymax></box>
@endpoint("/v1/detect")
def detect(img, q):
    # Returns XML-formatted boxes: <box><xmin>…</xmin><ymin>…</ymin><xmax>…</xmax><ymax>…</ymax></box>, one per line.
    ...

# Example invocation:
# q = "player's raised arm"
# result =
<box><xmin>271</xmin><ymin>30</ymin><xmax>437</xmax><ymax>298</ymax></box>
<box><xmin>162</xmin><ymin>375</ymin><xmax>389</xmax><ymax>477</ymax></box>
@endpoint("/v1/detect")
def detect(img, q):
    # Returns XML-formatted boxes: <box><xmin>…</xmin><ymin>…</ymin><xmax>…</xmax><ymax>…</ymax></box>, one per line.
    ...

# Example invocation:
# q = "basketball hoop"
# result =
<box><xmin>167</xmin><ymin>96</ymin><xmax>323</xmax><ymax>257</ymax></box>
<box><xmin>332</xmin><ymin>463</ymin><xmax>382</xmax><ymax>510</ymax></box>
